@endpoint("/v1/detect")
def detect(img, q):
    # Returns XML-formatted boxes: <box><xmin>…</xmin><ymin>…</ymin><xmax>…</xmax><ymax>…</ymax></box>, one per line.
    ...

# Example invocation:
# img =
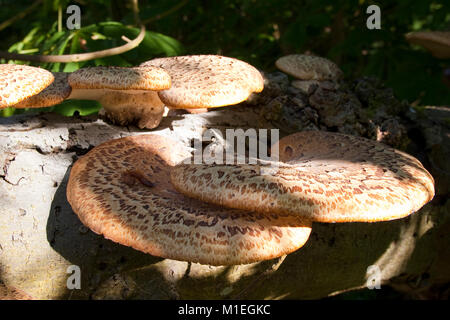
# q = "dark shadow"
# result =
<box><xmin>46</xmin><ymin>166</ymin><xmax>162</xmax><ymax>300</ymax></box>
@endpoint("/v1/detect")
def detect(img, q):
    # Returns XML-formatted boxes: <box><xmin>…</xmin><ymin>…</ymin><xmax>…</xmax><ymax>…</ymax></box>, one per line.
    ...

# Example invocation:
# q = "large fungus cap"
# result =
<box><xmin>170</xmin><ymin>131</ymin><xmax>435</xmax><ymax>223</ymax></box>
<box><xmin>405</xmin><ymin>31</ymin><xmax>450</xmax><ymax>59</ymax></box>
<box><xmin>13</xmin><ymin>72</ymin><xmax>71</xmax><ymax>108</ymax></box>
<box><xmin>275</xmin><ymin>54</ymin><xmax>343</xmax><ymax>81</ymax></box>
<box><xmin>140</xmin><ymin>55</ymin><xmax>264</xmax><ymax>109</ymax></box>
<box><xmin>66</xmin><ymin>134</ymin><xmax>311</xmax><ymax>266</ymax></box>
<box><xmin>0</xmin><ymin>64</ymin><xmax>54</xmax><ymax>108</ymax></box>
<box><xmin>68</xmin><ymin>66</ymin><xmax>171</xmax><ymax>92</ymax></box>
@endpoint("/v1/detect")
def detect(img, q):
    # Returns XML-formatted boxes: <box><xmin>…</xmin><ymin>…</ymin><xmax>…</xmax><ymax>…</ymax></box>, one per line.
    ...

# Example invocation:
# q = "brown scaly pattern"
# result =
<box><xmin>68</xmin><ymin>66</ymin><xmax>171</xmax><ymax>91</ymax></box>
<box><xmin>0</xmin><ymin>64</ymin><xmax>54</xmax><ymax>108</ymax></box>
<box><xmin>140</xmin><ymin>55</ymin><xmax>264</xmax><ymax>109</ymax></box>
<box><xmin>275</xmin><ymin>54</ymin><xmax>343</xmax><ymax>81</ymax></box>
<box><xmin>170</xmin><ymin>131</ymin><xmax>435</xmax><ymax>223</ymax></box>
<box><xmin>66</xmin><ymin>134</ymin><xmax>311</xmax><ymax>266</ymax></box>
<box><xmin>0</xmin><ymin>282</ymin><xmax>33</xmax><ymax>300</ymax></box>
<box><xmin>13</xmin><ymin>72</ymin><xmax>72</xmax><ymax>108</ymax></box>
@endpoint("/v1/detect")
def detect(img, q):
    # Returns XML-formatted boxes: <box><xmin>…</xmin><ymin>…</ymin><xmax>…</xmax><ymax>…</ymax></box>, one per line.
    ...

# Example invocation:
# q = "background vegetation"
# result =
<box><xmin>0</xmin><ymin>0</ymin><xmax>449</xmax><ymax>117</ymax></box>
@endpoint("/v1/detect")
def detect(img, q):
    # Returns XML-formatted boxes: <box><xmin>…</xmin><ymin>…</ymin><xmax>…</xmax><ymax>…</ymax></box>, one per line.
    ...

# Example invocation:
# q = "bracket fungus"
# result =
<box><xmin>67</xmin><ymin>66</ymin><xmax>171</xmax><ymax>129</ymax></box>
<box><xmin>12</xmin><ymin>72</ymin><xmax>71</xmax><ymax>109</ymax></box>
<box><xmin>170</xmin><ymin>131</ymin><xmax>435</xmax><ymax>223</ymax></box>
<box><xmin>0</xmin><ymin>64</ymin><xmax>54</xmax><ymax>108</ymax></box>
<box><xmin>140</xmin><ymin>55</ymin><xmax>264</xmax><ymax>109</ymax></box>
<box><xmin>405</xmin><ymin>31</ymin><xmax>450</xmax><ymax>59</ymax></box>
<box><xmin>275</xmin><ymin>54</ymin><xmax>343</xmax><ymax>81</ymax></box>
<box><xmin>66</xmin><ymin>134</ymin><xmax>311</xmax><ymax>266</ymax></box>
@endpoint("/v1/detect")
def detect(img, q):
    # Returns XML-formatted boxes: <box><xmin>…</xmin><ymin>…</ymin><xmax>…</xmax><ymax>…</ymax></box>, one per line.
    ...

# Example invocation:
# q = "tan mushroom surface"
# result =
<box><xmin>12</xmin><ymin>72</ymin><xmax>71</xmax><ymax>108</ymax></box>
<box><xmin>185</xmin><ymin>108</ymin><xmax>209</xmax><ymax>114</ymax></box>
<box><xmin>275</xmin><ymin>54</ymin><xmax>343</xmax><ymax>81</ymax></box>
<box><xmin>68</xmin><ymin>66</ymin><xmax>171</xmax><ymax>93</ymax></box>
<box><xmin>0</xmin><ymin>64</ymin><xmax>54</xmax><ymax>108</ymax></box>
<box><xmin>66</xmin><ymin>134</ymin><xmax>312</xmax><ymax>266</ymax></box>
<box><xmin>170</xmin><ymin>131</ymin><xmax>435</xmax><ymax>223</ymax></box>
<box><xmin>140</xmin><ymin>55</ymin><xmax>264</xmax><ymax>109</ymax></box>
<box><xmin>405</xmin><ymin>31</ymin><xmax>450</xmax><ymax>59</ymax></box>
<box><xmin>0</xmin><ymin>282</ymin><xmax>33</xmax><ymax>300</ymax></box>
<box><xmin>97</xmin><ymin>91</ymin><xmax>165</xmax><ymax>129</ymax></box>
<box><xmin>67</xmin><ymin>66</ymin><xmax>171</xmax><ymax>129</ymax></box>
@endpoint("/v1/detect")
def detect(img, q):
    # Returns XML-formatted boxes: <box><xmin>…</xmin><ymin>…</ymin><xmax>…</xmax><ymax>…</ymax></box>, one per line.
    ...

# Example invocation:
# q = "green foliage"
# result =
<box><xmin>0</xmin><ymin>0</ymin><xmax>448</xmax><ymax>118</ymax></box>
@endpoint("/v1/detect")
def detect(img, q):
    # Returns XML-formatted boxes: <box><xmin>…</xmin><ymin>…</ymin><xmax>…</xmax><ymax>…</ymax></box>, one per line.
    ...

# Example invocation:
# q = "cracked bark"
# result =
<box><xmin>0</xmin><ymin>108</ymin><xmax>449</xmax><ymax>300</ymax></box>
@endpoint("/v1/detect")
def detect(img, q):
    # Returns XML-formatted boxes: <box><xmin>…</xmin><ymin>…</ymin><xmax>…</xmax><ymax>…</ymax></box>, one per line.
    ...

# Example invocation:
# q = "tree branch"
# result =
<box><xmin>0</xmin><ymin>25</ymin><xmax>146</xmax><ymax>63</ymax></box>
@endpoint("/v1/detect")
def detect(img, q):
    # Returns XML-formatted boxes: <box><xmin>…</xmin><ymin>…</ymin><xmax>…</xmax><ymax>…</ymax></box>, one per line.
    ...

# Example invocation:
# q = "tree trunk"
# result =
<box><xmin>0</xmin><ymin>107</ymin><xmax>448</xmax><ymax>300</ymax></box>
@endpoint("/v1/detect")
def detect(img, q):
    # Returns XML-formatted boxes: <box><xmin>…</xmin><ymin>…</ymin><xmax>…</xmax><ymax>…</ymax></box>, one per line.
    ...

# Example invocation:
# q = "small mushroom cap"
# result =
<box><xmin>0</xmin><ymin>64</ymin><xmax>54</xmax><ymax>108</ymax></box>
<box><xmin>275</xmin><ymin>54</ymin><xmax>343</xmax><ymax>81</ymax></box>
<box><xmin>140</xmin><ymin>55</ymin><xmax>264</xmax><ymax>109</ymax></box>
<box><xmin>66</xmin><ymin>134</ymin><xmax>311</xmax><ymax>266</ymax></box>
<box><xmin>170</xmin><ymin>131</ymin><xmax>435</xmax><ymax>223</ymax></box>
<box><xmin>98</xmin><ymin>91</ymin><xmax>165</xmax><ymax>129</ymax></box>
<box><xmin>405</xmin><ymin>31</ymin><xmax>450</xmax><ymax>59</ymax></box>
<box><xmin>68</xmin><ymin>66</ymin><xmax>171</xmax><ymax>91</ymax></box>
<box><xmin>13</xmin><ymin>72</ymin><xmax>71</xmax><ymax>108</ymax></box>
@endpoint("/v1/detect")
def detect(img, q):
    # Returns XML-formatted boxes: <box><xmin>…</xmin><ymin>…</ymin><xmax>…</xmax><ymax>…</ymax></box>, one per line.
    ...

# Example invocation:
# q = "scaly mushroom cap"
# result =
<box><xmin>0</xmin><ymin>64</ymin><xmax>54</xmax><ymax>108</ymax></box>
<box><xmin>275</xmin><ymin>54</ymin><xmax>343</xmax><ymax>81</ymax></box>
<box><xmin>140</xmin><ymin>55</ymin><xmax>264</xmax><ymax>109</ymax></box>
<box><xmin>98</xmin><ymin>91</ymin><xmax>165</xmax><ymax>129</ymax></box>
<box><xmin>68</xmin><ymin>66</ymin><xmax>171</xmax><ymax>92</ymax></box>
<box><xmin>13</xmin><ymin>72</ymin><xmax>71</xmax><ymax>108</ymax></box>
<box><xmin>170</xmin><ymin>131</ymin><xmax>435</xmax><ymax>223</ymax></box>
<box><xmin>66</xmin><ymin>134</ymin><xmax>311</xmax><ymax>266</ymax></box>
<box><xmin>67</xmin><ymin>66</ymin><xmax>171</xmax><ymax>129</ymax></box>
<box><xmin>405</xmin><ymin>31</ymin><xmax>450</xmax><ymax>59</ymax></box>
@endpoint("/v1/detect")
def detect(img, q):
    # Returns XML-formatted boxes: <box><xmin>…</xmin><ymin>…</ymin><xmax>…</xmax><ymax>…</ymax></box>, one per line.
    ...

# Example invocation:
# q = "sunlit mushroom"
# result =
<box><xmin>140</xmin><ymin>55</ymin><xmax>264</xmax><ymax>110</ymax></box>
<box><xmin>67</xmin><ymin>66</ymin><xmax>171</xmax><ymax>129</ymax></box>
<box><xmin>0</xmin><ymin>64</ymin><xmax>54</xmax><ymax>109</ymax></box>
<box><xmin>66</xmin><ymin>134</ymin><xmax>312</xmax><ymax>266</ymax></box>
<box><xmin>12</xmin><ymin>72</ymin><xmax>71</xmax><ymax>109</ymax></box>
<box><xmin>170</xmin><ymin>131</ymin><xmax>435</xmax><ymax>223</ymax></box>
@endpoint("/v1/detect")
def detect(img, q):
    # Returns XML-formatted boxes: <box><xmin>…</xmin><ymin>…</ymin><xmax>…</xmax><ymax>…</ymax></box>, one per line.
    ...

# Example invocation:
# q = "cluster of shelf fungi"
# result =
<box><xmin>0</xmin><ymin>54</ymin><xmax>436</xmax><ymax>299</ymax></box>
